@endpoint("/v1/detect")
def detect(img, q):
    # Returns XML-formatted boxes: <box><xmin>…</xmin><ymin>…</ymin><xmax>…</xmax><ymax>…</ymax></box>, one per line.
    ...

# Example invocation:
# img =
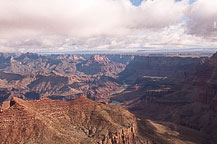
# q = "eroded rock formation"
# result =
<box><xmin>77</xmin><ymin>55</ymin><xmax>126</xmax><ymax>76</ymax></box>
<box><xmin>0</xmin><ymin>96</ymin><xmax>147</xmax><ymax>144</ymax></box>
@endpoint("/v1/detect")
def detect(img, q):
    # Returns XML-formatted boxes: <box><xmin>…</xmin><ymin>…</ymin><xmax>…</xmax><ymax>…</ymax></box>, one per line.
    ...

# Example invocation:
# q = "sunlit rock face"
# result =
<box><xmin>0</xmin><ymin>96</ymin><xmax>148</xmax><ymax>144</ymax></box>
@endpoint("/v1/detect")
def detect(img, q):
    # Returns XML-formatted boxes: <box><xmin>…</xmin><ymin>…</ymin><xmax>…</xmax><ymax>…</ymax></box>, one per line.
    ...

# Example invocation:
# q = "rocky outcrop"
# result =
<box><xmin>0</xmin><ymin>101</ymin><xmax>10</xmax><ymax>112</ymax></box>
<box><xmin>97</xmin><ymin>127</ymin><xmax>137</xmax><ymax>144</ymax></box>
<box><xmin>0</xmin><ymin>96</ymin><xmax>146</xmax><ymax>144</ymax></box>
<box><xmin>77</xmin><ymin>55</ymin><xmax>126</xmax><ymax>76</ymax></box>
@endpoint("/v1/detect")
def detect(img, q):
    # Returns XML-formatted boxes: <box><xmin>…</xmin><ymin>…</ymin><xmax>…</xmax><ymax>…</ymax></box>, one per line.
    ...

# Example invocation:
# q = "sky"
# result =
<box><xmin>0</xmin><ymin>0</ymin><xmax>217</xmax><ymax>53</ymax></box>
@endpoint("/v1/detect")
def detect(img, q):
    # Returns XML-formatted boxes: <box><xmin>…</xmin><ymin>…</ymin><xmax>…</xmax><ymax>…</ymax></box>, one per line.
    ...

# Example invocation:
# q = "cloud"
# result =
<box><xmin>0</xmin><ymin>0</ymin><xmax>188</xmax><ymax>38</ymax></box>
<box><xmin>128</xmin><ymin>0</ymin><xmax>188</xmax><ymax>29</ymax></box>
<box><xmin>0</xmin><ymin>0</ymin><xmax>217</xmax><ymax>52</ymax></box>
<box><xmin>186</xmin><ymin>0</ymin><xmax>217</xmax><ymax>38</ymax></box>
<box><xmin>2</xmin><ymin>23</ymin><xmax>217</xmax><ymax>53</ymax></box>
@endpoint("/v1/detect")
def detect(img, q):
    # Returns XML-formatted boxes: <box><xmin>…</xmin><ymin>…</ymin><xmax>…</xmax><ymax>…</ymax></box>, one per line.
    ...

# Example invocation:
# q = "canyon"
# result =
<box><xmin>0</xmin><ymin>52</ymin><xmax>217</xmax><ymax>144</ymax></box>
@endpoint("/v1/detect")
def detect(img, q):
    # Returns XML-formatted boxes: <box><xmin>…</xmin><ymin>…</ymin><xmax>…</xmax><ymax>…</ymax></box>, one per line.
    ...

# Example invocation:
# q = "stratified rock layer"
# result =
<box><xmin>0</xmin><ymin>96</ymin><xmax>144</xmax><ymax>144</ymax></box>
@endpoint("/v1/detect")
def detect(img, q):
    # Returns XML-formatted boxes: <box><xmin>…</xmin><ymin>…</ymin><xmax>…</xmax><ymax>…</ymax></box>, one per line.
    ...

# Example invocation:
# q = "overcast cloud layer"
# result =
<box><xmin>0</xmin><ymin>0</ymin><xmax>217</xmax><ymax>52</ymax></box>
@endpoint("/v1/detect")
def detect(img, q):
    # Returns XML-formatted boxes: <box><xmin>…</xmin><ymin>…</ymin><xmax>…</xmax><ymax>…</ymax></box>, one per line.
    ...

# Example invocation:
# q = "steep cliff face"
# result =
<box><xmin>119</xmin><ymin>56</ymin><xmax>206</xmax><ymax>83</ymax></box>
<box><xmin>123</xmin><ymin>54</ymin><xmax>217</xmax><ymax>143</ymax></box>
<box><xmin>190</xmin><ymin>52</ymin><xmax>217</xmax><ymax>111</ymax></box>
<box><xmin>0</xmin><ymin>97</ymin><xmax>146</xmax><ymax>144</ymax></box>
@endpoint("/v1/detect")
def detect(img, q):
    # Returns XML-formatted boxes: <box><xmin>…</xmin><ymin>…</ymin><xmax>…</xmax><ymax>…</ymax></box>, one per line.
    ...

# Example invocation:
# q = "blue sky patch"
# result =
<box><xmin>189</xmin><ymin>0</ymin><xmax>197</xmax><ymax>4</ymax></box>
<box><xmin>131</xmin><ymin>0</ymin><xmax>197</xmax><ymax>6</ymax></box>
<box><xmin>130</xmin><ymin>0</ymin><xmax>143</xmax><ymax>6</ymax></box>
